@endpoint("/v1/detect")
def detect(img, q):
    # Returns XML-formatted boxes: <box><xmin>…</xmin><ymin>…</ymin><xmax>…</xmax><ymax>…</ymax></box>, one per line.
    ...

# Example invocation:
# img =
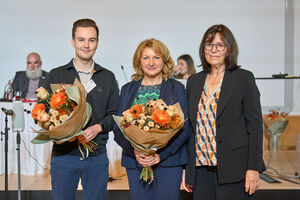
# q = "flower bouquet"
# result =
<box><xmin>31</xmin><ymin>79</ymin><xmax>97</xmax><ymax>159</ymax></box>
<box><xmin>113</xmin><ymin>99</ymin><xmax>185</xmax><ymax>183</ymax></box>
<box><xmin>263</xmin><ymin>110</ymin><xmax>289</xmax><ymax>151</ymax></box>
<box><xmin>263</xmin><ymin>110</ymin><xmax>289</xmax><ymax>136</ymax></box>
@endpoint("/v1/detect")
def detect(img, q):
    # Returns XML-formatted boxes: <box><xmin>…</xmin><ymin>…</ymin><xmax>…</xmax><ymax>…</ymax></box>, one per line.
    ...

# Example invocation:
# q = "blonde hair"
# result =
<box><xmin>132</xmin><ymin>38</ymin><xmax>174</xmax><ymax>81</ymax></box>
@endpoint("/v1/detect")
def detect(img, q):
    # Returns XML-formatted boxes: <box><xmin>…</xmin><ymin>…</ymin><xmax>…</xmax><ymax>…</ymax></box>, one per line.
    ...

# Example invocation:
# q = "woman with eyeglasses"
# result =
<box><xmin>182</xmin><ymin>24</ymin><xmax>266</xmax><ymax>199</ymax></box>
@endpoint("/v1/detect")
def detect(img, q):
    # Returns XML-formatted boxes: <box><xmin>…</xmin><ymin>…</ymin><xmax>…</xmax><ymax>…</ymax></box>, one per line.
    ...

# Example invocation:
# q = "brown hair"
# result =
<box><xmin>199</xmin><ymin>24</ymin><xmax>239</xmax><ymax>73</ymax></box>
<box><xmin>175</xmin><ymin>54</ymin><xmax>196</xmax><ymax>79</ymax></box>
<box><xmin>132</xmin><ymin>38</ymin><xmax>174</xmax><ymax>81</ymax></box>
<box><xmin>72</xmin><ymin>19</ymin><xmax>99</xmax><ymax>40</ymax></box>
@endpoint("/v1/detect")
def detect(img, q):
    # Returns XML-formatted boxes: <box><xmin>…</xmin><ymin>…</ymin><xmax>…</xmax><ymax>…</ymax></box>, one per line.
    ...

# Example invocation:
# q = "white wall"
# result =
<box><xmin>0</xmin><ymin>0</ymin><xmax>294</xmax><ymax>110</ymax></box>
<box><xmin>292</xmin><ymin>0</ymin><xmax>300</xmax><ymax>114</ymax></box>
<box><xmin>295</xmin><ymin>1</ymin><xmax>300</xmax><ymax>75</ymax></box>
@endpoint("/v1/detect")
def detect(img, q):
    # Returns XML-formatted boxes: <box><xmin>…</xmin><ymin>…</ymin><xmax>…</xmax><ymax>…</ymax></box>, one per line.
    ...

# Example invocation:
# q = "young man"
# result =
<box><xmin>12</xmin><ymin>52</ymin><xmax>48</xmax><ymax>99</ymax></box>
<box><xmin>43</xmin><ymin>19</ymin><xmax>119</xmax><ymax>200</ymax></box>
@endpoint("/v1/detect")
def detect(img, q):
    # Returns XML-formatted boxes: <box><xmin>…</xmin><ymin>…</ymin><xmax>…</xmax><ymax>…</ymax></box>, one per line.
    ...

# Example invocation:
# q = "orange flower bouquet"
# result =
<box><xmin>113</xmin><ymin>99</ymin><xmax>185</xmax><ymax>183</ymax></box>
<box><xmin>31</xmin><ymin>79</ymin><xmax>96</xmax><ymax>159</ymax></box>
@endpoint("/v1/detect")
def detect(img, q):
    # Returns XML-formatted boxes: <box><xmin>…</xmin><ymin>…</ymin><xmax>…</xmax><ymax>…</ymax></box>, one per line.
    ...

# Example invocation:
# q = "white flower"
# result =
<box><xmin>138</xmin><ymin>119</ymin><xmax>145</xmax><ymax>125</ymax></box>
<box><xmin>155</xmin><ymin>124</ymin><xmax>160</xmax><ymax>129</ymax></box>
<box><xmin>148</xmin><ymin>121</ymin><xmax>154</xmax><ymax>127</ymax></box>
<box><xmin>141</xmin><ymin>116</ymin><xmax>147</xmax><ymax>121</ymax></box>
<box><xmin>50</xmin><ymin>108</ymin><xmax>59</xmax><ymax>117</ymax></box>
<box><xmin>59</xmin><ymin>115</ymin><xmax>69</xmax><ymax>122</ymax></box>
<box><xmin>158</xmin><ymin>105</ymin><xmax>166</xmax><ymax>110</ymax></box>
<box><xmin>125</xmin><ymin>115</ymin><xmax>133</xmax><ymax>123</ymax></box>
<box><xmin>167</xmin><ymin>110</ymin><xmax>175</xmax><ymax>117</ymax></box>
<box><xmin>143</xmin><ymin>126</ymin><xmax>150</xmax><ymax>131</ymax></box>
<box><xmin>50</xmin><ymin>115</ymin><xmax>57</xmax><ymax>122</ymax></box>
<box><xmin>166</xmin><ymin>105</ymin><xmax>177</xmax><ymax>117</ymax></box>
<box><xmin>121</xmin><ymin>113</ymin><xmax>134</xmax><ymax>124</ymax></box>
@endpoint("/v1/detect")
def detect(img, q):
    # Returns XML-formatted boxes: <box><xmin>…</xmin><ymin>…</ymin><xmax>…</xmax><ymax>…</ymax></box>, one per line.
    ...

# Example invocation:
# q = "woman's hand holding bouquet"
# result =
<box><xmin>114</xmin><ymin>99</ymin><xmax>185</xmax><ymax>183</ymax></box>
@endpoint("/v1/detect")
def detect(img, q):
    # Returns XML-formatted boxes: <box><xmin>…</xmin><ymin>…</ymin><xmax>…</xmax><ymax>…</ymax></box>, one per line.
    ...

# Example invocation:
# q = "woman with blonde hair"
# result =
<box><xmin>114</xmin><ymin>38</ymin><xmax>190</xmax><ymax>199</ymax></box>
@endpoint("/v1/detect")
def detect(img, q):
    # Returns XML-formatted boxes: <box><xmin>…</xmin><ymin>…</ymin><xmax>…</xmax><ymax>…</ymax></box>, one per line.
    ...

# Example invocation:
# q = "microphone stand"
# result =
<box><xmin>16</xmin><ymin>130</ymin><xmax>21</xmax><ymax>200</ymax></box>
<box><xmin>1</xmin><ymin>113</ymin><xmax>9</xmax><ymax>200</ymax></box>
<box><xmin>121</xmin><ymin>65</ymin><xmax>128</xmax><ymax>82</ymax></box>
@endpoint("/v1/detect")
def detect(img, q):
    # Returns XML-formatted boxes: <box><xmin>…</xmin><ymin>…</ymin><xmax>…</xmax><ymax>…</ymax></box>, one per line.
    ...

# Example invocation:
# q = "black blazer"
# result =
<box><xmin>185</xmin><ymin>67</ymin><xmax>266</xmax><ymax>185</ymax></box>
<box><xmin>12</xmin><ymin>70</ymin><xmax>48</xmax><ymax>98</ymax></box>
<box><xmin>42</xmin><ymin>60</ymin><xmax>119</xmax><ymax>156</ymax></box>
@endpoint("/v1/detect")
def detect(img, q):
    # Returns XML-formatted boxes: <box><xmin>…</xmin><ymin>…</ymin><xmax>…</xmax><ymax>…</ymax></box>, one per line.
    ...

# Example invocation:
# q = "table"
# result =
<box><xmin>261</xmin><ymin>150</ymin><xmax>300</xmax><ymax>190</ymax></box>
<box><xmin>0</xmin><ymin>102</ymin><xmax>124</xmax><ymax>177</ymax></box>
<box><xmin>0</xmin><ymin>102</ymin><xmax>52</xmax><ymax>175</ymax></box>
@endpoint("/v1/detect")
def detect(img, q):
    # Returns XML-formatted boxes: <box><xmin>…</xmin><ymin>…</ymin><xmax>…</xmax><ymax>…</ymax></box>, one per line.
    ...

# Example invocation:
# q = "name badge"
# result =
<box><xmin>84</xmin><ymin>79</ymin><xmax>96</xmax><ymax>93</ymax></box>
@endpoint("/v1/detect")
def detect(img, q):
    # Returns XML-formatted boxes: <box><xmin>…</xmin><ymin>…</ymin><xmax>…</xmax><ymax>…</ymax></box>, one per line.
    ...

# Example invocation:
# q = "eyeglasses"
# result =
<box><xmin>204</xmin><ymin>43</ymin><xmax>226</xmax><ymax>51</ymax></box>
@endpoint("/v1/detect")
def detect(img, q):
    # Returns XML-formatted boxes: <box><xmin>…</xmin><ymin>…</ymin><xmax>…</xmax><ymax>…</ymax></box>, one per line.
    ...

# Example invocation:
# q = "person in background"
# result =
<box><xmin>114</xmin><ymin>38</ymin><xmax>190</xmax><ymax>200</ymax></box>
<box><xmin>43</xmin><ymin>18</ymin><xmax>119</xmax><ymax>200</ymax></box>
<box><xmin>12</xmin><ymin>52</ymin><xmax>48</xmax><ymax>99</ymax></box>
<box><xmin>182</xmin><ymin>24</ymin><xmax>266</xmax><ymax>199</ymax></box>
<box><xmin>173</xmin><ymin>54</ymin><xmax>196</xmax><ymax>79</ymax></box>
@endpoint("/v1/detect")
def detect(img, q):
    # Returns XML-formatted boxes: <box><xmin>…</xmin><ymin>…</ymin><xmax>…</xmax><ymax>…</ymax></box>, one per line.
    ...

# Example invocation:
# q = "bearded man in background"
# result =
<box><xmin>12</xmin><ymin>52</ymin><xmax>48</xmax><ymax>99</ymax></box>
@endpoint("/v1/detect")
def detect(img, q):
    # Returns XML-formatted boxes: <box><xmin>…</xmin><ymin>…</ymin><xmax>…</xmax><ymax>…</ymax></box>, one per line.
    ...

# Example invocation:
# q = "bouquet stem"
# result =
<box><xmin>78</xmin><ymin>140</ymin><xmax>98</xmax><ymax>160</ymax></box>
<box><xmin>140</xmin><ymin>166</ymin><xmax>154</xmax><ymax>184</ymax></box>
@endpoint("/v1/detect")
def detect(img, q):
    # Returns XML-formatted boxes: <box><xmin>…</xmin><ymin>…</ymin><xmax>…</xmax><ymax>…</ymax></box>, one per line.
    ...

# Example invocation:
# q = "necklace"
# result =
<box><xmin>205</xmin><ymin>71</ymin><xmax>224</xmax><ymax>97</ymax></box>
<box><xmin>213</xmin><ymin>64</ymin><xmax>225</xmax><ymax>72</ymax></box>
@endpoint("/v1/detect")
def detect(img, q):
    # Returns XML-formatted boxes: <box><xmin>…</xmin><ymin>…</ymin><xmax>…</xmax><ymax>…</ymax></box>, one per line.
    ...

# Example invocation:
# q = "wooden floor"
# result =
<box><xmin>1</xmin><ymin>150</ymin><xmax>300</xmax><ymax>191</ymax></box>
<box><xmin>0</xmin><ymin>172</ymin><xmax>129</xmax><ymax>191</ymax></box>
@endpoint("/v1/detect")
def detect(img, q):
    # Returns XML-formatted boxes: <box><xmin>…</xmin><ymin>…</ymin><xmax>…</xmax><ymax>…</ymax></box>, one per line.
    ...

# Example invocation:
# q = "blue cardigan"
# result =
<box><xmin>113</xmin><ymin>78</ymin><xmax>190</xmax><ymax>169</ymax></box>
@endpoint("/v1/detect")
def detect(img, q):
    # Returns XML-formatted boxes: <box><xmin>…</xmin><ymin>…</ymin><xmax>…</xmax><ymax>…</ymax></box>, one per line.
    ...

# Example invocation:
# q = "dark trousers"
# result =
<box><xmin>50</xmin><ymin>153</ymin><xmax>109</xmax><ymax>200</ymax></box>
<box><xmin>126</xmin><ymin>166</ymin><xmax>183</xmax><ymax>200</ymax></box>
<box><xmin>194</xmin><ymin>166</ymin><xmax>254</xmax><ymax>200</ymax></box>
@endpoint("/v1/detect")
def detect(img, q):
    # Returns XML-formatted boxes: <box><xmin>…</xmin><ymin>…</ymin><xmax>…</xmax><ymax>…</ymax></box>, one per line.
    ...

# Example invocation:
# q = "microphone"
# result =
<box><xmin>1</xmin><ymin>107</ymin><xmax>14</xmax><ymax>115</ymax></box>
<box><xmin>121</xmin><ymin>65</ymin><xmax>128</xmax><ymax>82</ymax></box>
<box><xmin>12</xmin><ymin>101</ymin><xmax>25</xmax><ymax>132</ymax></box>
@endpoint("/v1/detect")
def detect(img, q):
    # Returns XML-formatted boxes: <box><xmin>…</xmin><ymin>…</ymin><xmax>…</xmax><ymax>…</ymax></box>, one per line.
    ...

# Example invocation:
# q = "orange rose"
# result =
<box><xmin>130</xmin><ymin>104</ymin><xmax>143</xmax><ymax>119</ymax></box>
<box><xmin>32</xmin><ymin>103</ymin><xmax>45</xmax><ymax>120</ymax></box>
<box><xmin>50</xmin><ymin>91</ymin><xmax>67</xmax><ymax>108</ymax></box>
<box><xmin>57</xmin><ymin>108</ymin><xmax>68</xmax><ymax>116</ymax></box>
<box><xmin>152</xmin><ymin>110</ymin><xmax>171</xmax><ymax>126</ymax></box>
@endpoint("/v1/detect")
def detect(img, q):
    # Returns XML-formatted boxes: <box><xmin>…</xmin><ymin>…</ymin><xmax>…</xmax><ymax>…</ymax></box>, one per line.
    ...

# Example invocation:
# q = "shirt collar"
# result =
<box><xmin>72</xmin><ymin>58</ymin><xmax>94</xmax><ymax>74</ymax></box>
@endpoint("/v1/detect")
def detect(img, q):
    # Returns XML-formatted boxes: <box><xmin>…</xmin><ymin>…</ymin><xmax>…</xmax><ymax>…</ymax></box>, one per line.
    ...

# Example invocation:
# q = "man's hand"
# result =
<box><xmin>83</xmin><ymin>124</ymin><xmax>102</xmax><ymax>143</ymax></box>
<box><xmin>245</xmin><ymin>170</ymin><xmax>260</xmax><ymax>195</ymax></box>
